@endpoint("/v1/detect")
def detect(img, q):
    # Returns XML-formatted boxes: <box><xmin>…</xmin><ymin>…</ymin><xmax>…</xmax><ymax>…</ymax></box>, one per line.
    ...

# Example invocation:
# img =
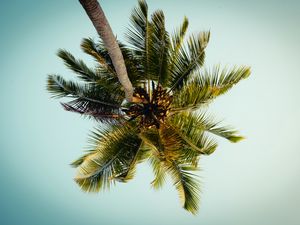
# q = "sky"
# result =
<box><xmin>0</xmin><ymin>0</ymin><xmax>299</xmax><ymax>225</ymax></box>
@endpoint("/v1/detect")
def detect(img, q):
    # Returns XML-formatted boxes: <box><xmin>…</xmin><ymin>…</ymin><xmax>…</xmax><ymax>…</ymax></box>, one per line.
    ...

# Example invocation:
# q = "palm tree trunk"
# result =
<box><xmin>79</xmin><ymin>0</ymin><xmax>134</xmax><ymax>102</ymax></box>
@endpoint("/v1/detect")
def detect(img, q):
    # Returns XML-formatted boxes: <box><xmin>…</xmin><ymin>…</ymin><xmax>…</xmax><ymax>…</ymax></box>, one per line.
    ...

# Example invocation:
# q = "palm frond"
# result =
<box><xmin>166</xmin><ymin>161</ymin><xmax>200</xmax><ymax>214</ymax></box>
<box><xmin>47</xmin><ymin>74</ymin><xmax>80</xmax><ymax>98</ymax></box>
<box><xmin>176</xmin><ymin>111</ymin><xmax>244</xmax><ymax>143</ymax></box>
<box><xmin>168</xmin><ymin>31</ymin><xmax>210</xmax><ymax>91</ymax></box>
<box><xmin>126</xmin><ymin>0</ymin><xmax>149</xmax><ymax>53</ymax></box>
<box><xmin>47</xmin><ymin>74</ymin><xmax>122</xmax><ymax>105</ymax></box>
<box><xmin>47</xmin><ymin>74</ymin><xmax>123</xmax><ymax>123</ymax></box>
<box><xmin>74</xmin><ymin>124</ymin><xmax>142</xmax><ymax>192</ymax></box>
<box><xmin>138</xmin><ymin>127</ymin><xmax>183</xmax><ymax>189</ymax></box>
<box><xmin>81</xmin><ymin>38</ymin><xmax>110</xmax><ymax>65</ymax></box>
<box><xmin>148</xmin><ymin>10</ymin><xmax>170</xmax><ymax>86</ymax></box>
<box><xmin>119</xmin><ymin>43</ymin><xmax>145</xmax><ymax>86</ymax></box>
<box><xmin>170</xmin><ymin>17</ymin><xmax>189</xmax><ymax>56</ymax></box>
<box><xmin>71</xmin><ymin>138</ymin><xmax>149</xmax><ymax>170</ymax></box>
<box><xmin>57</xmin><ymin>49</ymin><xmax>99</xmax><ymax>82</ymax></box>
<box><xmin>80</xmin><ymin>38</ymin><xmax>117</xmax><ymax>75</ymax></box>
<box><xmin>57</xmin><ymin>48</ymin><xmax>124</xmax><ymax>95</ymax></box>
<box><xmin>139</xmin><ymin>126</ymin><xmax>183</xmax><ymax>161</ymax></box>
<box><xmin>171</xmin><ymin>65</ymin><xmax>251</xmax><ymax>112</ymax></box>
<box><xmin>198</xmin><ymin>65</ymin><xmax>251</xmax><ymax>95</ymax></box>
<box><xmin>141</xmin><ymin>127</ymin><xmax>201</xmax><ymax>213</ymax></box>
<box><xmin>149</xmin><ymin>154</ymin><xmax>167</xmax><ymax>189</ymax></box>
<box><xmin>126</xmin><ymin>0</ymin><xmax>174</xmax><ymax>87</ymax></box>
<box><xmin>61</xmin><ymin>101</ymin><xmax>123</xmax><ymax>123</ymax></box>
<box><xmin>113</xmin><ymin>141</ymin><xmax>150</xmax><ymax>182</ymax></box>
<box><xmin>167</xmin><ymin>114</ymin><xmax>218</xmax><ymax>156</ymax></box>
<box><xmin>81</xmin><ymin>38</ymin><xmax>143</xmax><ymax>86</ymax></box>
<box><xmin>149</xmin><ymin>148</ymin><xmax>201</xmax><ymax>214</ymax></box>
<box><xmin>169</xmin><ymin>17</ymin><xmax>189</xmax><ymax>76</ymax></box>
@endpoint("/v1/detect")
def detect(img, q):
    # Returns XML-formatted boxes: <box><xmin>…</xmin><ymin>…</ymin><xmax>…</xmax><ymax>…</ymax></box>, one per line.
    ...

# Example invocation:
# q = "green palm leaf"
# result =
<box><xmin>172</xmin><ymin>65</ymin><xmax>251</xmax><ymax>112</ymax></box>
<box><xmin>166</xmin><ymin>161</ymin><xmax>201</xmax><ymax>214</ymax></box>
<box><xmin>175</xmin><ymin>111</ymin><xmax>245</xmax><ymax>143</ymax></box>
<box><xmin>141</xmin><ymin>127</ymin><xmax>200</xmax><ymax>214</ymax></box>
<box><xmin>126</xmin><ymin>0</ymin><xmax>151</xmax><ymax>86</ymax></box>
<box><xmin>148</xmin><ymin>10</ymin><xmax>170</xmax><ymax>86</ymax></box>
<box><xmin>170</xmin><ymin>16</ymin><xmax>189</xmax><ymax>61</ymax></box>
<box><xmin>149</xmin><ymin>155</ymin><xmax>167</xmax><ymax>189</ymax></box>
<box><xmin>81</xmin><ymin>37</ymin><xmax>115</xmax><ymax>72</ymax></box>
<box><xmin>168</xmin><ymin>31</ymin><xmax>210</xmax><ymax>91</ymax></box>
<box><xmin>47</xmin><ymin>74</ymin><xmax>123</xmax><ymax>123</ymax></box>
<box><xmin>139</xmin><ymin>126</ymin><xmax>183</xmax><ymax>161</ymax></box>
<box><xmin>126</xmin><ymin>0</ymin><xmax>149</xmax><ymax>53</ymax></box>
<box><xmin>81</xmin><ymin>38</ymin><xmax>143</xmax><ymax>86</ymax></box>
<box><xmin>57</xmin><ymin>49</ymin><xmax>99</xmax><ymax>82</ymax></box>
<box><xmin>168</xmin><ymin>114</ymin><xmax>218</xmax><ymax>156</ymax></box>
<box><xmin>139</xmin><ymin>126</ymin><xmax>183</xmax><ymax>188</ymax></box>
<box><xmin>168</xmin><ymin>17</ymin><xmax>189</xmax><ymax>78</ymax></box>
<box><xmin>74</xmin><ymin>124</ymin><xmax>142</xmax><ymax>192</ymax></box>
<box><xmin>126</xmin><ymin>0</ymin><xmax>171</xmax><ymax>86</ymax></box>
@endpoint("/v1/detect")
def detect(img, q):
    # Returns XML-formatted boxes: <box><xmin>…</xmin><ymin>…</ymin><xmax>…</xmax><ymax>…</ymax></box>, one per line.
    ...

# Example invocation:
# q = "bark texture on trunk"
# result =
<box><xmin>79</xmin><ymin>0</ymin><xmax>134</xmax><ymax>102</ymax></box>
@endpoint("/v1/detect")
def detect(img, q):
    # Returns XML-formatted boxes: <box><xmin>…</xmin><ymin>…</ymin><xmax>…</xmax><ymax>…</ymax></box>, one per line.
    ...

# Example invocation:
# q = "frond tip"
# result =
<box><xmin>228</xmin><ymin>135</ymin><xmax>245</xmax><ymax>143</ymax></box>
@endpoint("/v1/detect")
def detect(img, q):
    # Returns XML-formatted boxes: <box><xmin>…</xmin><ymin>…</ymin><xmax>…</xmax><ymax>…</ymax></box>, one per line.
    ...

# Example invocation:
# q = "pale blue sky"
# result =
<box><xmin>0</xmin><ymin>0</ymin><xmax>300</xmax><ymax>225</ymax></box>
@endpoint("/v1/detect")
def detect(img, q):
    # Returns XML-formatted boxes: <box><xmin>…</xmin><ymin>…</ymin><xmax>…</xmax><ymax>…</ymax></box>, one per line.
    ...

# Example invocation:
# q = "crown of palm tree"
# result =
<box><xmin>47</xmin><ymin>0</ymin><xmax>250</xmax><ymax>214</ymax></box>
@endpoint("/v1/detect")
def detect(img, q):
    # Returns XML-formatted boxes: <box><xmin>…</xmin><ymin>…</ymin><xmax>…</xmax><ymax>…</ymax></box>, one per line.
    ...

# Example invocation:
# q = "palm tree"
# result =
<box><xmin>47</xmin><ymin>0</ymin><xmax>250</xmax><ymax>214</ymax></box>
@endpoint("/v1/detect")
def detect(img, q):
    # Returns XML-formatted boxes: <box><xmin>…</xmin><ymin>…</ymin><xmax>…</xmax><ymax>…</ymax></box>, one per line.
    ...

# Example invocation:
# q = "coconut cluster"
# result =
<box><xmin>124</xmin><ymin>85</ymin><xmax>173</xmax><ymax>128</ymax></box>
